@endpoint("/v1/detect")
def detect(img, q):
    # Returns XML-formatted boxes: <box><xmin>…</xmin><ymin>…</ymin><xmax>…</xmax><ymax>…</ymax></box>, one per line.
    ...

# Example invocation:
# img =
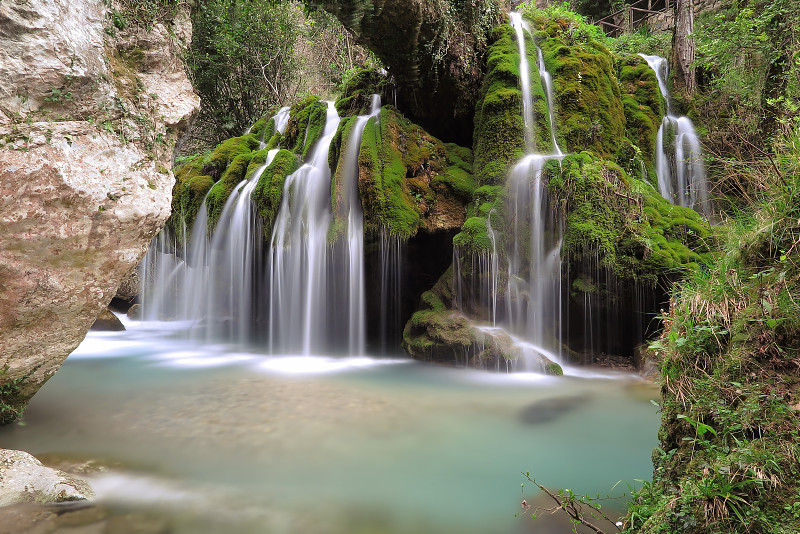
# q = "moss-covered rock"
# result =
<box><xmin>402</xmin><ymin>267</ymin><xmax>562</xmax><ymax>374</ymax></box>
<box><xmin>251</xmin><ymin>149</ymin><xmax>301</xmax><ymax>240</ymax></box>
<box><xmin>551</xmin><ymin>151</ymin><xmax>713</xmax><ymax>287</ymax></box>
<box><xmin>357</xmin><ymin>106</ymin><xmax>474</xmax><ymax>238</ymax></box>
<box><xmin>528</xmin><ymin>15</ymin><xmax>625</xmax><ymax>158</ymax></box>
<box><xmin>170</xmin><ymin>133</ymin><xmax>261</xmax><ymax>240</ymax></box>
<box><xmin>618</xmin><ymin>54</ymin><xmax>664</xmax><ymax>175</ymax></box>
<box><xmin>335</xmin><ymin>67</ymin><xmax>388</xmax><ymax>117</ymax></box>
<box><xmin>472</xmin><ymin>24</ymin><xmax>552</xmax><ymax>187</ymax></box>
<box><xmin>283</xmin><ymin>95</ymin><xmax>328</xmax><ymax>161</ymax></box>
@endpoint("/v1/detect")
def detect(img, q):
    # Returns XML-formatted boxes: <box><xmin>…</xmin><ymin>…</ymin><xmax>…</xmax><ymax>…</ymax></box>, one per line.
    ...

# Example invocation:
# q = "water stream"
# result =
<box><xmin>0</xmin><ymin>318</ymin><xmax>659</xmax><ymax>534</ymax></box>
<box><xmin>639</xmin><ymin>54</ymin><xmax>710</xmax><ymax>217</ymax></box>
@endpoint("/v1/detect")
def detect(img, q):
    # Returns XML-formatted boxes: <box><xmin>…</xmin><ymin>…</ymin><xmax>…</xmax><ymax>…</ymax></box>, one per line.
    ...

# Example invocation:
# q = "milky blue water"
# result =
<box><xmin>0</xmin><ymin>317</ymin><xmax>660</xmax><ymax>533</ymax></box>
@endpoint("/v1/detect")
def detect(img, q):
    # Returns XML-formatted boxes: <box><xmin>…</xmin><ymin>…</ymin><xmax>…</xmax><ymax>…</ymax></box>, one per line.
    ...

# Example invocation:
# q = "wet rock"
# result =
<box><xmin>0</xmin><ymin>449</ymin><xmax>94</xmax><ymax>507</ymax></box>
<box><xmin>0</xmin><ymin>502</ymin><xmax>58</xmax><ymax>534</ymax></box>
<box><xmin>115</xmin><ymin>269</ymin><xmax>140</xmax><ymax>301</ymax></box>
<box><xmin>126</xmin><ymin>304</ymin><xmax>142</xmax><ymax>320</ymax></box>
<box><xmin>90</xmin><ymin>309</ymin><xmax>125</xmax><ymax>332</ymax></box>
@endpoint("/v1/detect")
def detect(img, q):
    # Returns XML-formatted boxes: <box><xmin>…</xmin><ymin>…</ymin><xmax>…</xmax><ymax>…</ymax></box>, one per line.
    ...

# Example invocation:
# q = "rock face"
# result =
<box><xmin>0</xmin><ymin>0</ymin><xmax>199</xmax><ymax>423</ymax></box>
<box><xmin>0</xmin><ymin>449</ymin><xmax>93</xmax><ymax>506</ymax></box>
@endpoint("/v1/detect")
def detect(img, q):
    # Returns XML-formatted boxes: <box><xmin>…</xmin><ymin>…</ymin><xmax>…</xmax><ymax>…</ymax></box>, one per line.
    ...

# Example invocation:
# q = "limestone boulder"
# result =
<box><xmin>0</xmin><ymin>0</ymin><xmax>199</xmax><ymax>423</ymax></box>
<box><xmin>0</xmin><ymin>449</ymin><xmax>93</xmax><ymax>506</ymax></box>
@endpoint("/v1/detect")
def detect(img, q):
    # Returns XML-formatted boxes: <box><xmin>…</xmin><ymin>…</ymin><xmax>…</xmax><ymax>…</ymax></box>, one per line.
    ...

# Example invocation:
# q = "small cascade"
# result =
<box><xmin>140</xmin><ymin>107</ymin><xmax>290</xmax><ymax>342</ymax></box>
<box><xmin>502</xmin><ymin>13</ymin><xmax>564</xmax><ymax>357</ymax></box>
<box><xmin>378</xmin><ymin>231</ymin><xmax>404</xmax><ymax>353</ymax></box>
<box><xmin>269</xmin><ymin>98</ymin><xmax>379</xmax><ymax>355</ymax></box>
<box><xmin>452</xmin><ymin>12</ymin><xmax>565</xmax><ymax>372</ymax></box>
<box><xmin>509</xmin><ymin>12</ymin><xmax>536</xmax><ymax>153</ymax></box>
<box><xmin>639</xmin><ymin>54</ymin><xmax>710</xmax><ymax>217</ymax></box>
<box><xmin>268</xmin><ymin>102</ymin><xmax>341</xmax><ymax>354</ymax></box>
<box><xmin>332</xmin><ymin>95</ymin><xmax>382</xmax><ymax>355</ymax></box>
<box><xmin>195</xmin><ymin>148</ymin><xmax>280</xmax><ymax>344</ymax></box>
<box><xmin>537</xmin><ymin>48</ymin><xmax>562</xmax><ymax>157</ymax></box>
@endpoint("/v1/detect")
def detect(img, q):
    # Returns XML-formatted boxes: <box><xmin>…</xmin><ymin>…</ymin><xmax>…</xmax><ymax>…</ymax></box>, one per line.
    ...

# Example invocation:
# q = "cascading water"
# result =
<box><xmin>640</xmin><ymin>54</ymin><xmax>710</xmax><ymax>217</ymax></box>
<box><xmin>453</xmin><ymin>12</ymin><xmax>565</xmax><ymax>371</ymax></box>
<box><xmin>269</xmin><ymin>98</ymin><xmax>380</xmax><ymax>355</ymax></box>
<box><xmin>140</xmin><ymin>107</ymin><xmax>291</xmax><ymax>344</ymax></box>
<box><xmin>333</xmin><ymin>95</ymin><xmax>382</xmax><ymax>355</ymax></box>
<box><xmin>505</xmin><ymin>13</ymin><xmax>564</xmax><ymax>360</ymax></box>
<box><xmin>268</xmin><ymin>102</ymin><xmax>340</xmax><ymax>354</ymax></box>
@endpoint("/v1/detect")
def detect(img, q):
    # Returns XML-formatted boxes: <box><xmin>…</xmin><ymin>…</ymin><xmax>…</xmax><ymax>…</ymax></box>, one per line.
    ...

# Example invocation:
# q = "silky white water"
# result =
<box><xmin>454</xmin><ymin>13</ymin><xmax>565</xmax><ymax>368</ymax></box>
<box><xmin>0</xmin><ymin>318</ymin><xmax>659</xmax><ymax>534</ymax></box>
<box><xmin>639</xmin><ymin>54</ymin><xmax>710</xmax><ymax>217</ymax></box>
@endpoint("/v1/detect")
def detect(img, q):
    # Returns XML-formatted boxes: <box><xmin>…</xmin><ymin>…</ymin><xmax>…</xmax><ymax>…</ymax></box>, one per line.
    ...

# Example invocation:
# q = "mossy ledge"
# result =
<box><xmin>357</xmin><ymin>106</ymin><xmax>475</xmax><ymax>239</ymax></box>
<box><xmin>402</xmin><ymin>267</ymin><xmax>562</xmax><ymax>374</ymax></box>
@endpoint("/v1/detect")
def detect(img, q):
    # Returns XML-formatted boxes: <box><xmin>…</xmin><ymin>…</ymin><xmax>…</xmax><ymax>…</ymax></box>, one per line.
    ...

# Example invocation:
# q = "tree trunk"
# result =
<box><xmin>672</xmin><ymin>0</ymin><xmax>695</xmax><ymax>94</ymax></box>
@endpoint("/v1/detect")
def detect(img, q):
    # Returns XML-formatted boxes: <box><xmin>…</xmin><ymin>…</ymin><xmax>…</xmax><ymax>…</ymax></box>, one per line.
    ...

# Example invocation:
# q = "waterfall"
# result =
<box><xmin>379</xmin><ymin>231</ymin><xmax>404</xmax><ymax>353</ymax></box>
<box><xmin>450</xmin><ymin>12</ymin><xmax>565</xmax><ymax>370</ymax></box>
<box><xmin>639</xmin><ymin>54</ymin><xmax>710</xmax><ymax>217</ymax></box>
<box><xmin>335</xmin><ymin>95</ymin><xmax>382</xmax><ymax>355</ymax></box>
<box><xmin>140</xmin><ymin>107</ymin><xmax>290</xmax><ymax>343</ymax></box>
<box><xmin>509</xmin><ymin>12</ymin><xmax>536</xmax><ymax>153</ymax></box>
<box><xmin>269</xmin><ymin>98</ymin><xmax>379</xmax><ymax>355</ymax></box>
<box><xmin>504</xmin><ymin>14</ymin><xmax>564</xmax><ymax>356</ymax></box>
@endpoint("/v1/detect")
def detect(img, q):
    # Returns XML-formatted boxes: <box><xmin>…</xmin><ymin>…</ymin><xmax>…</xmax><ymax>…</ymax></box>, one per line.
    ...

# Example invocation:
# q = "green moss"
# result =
<box><xmin>335</xmin><ymin>67</ymin><xmax>388</xmax><ymax>117</ymax></box>
<box><xmin>545</xmin><ymin>362</ymin><xmax>563</xmax><ymax>376</ymax></box>
<box><xmin>283</xmin><ymin>95</ymin><xmax>328</xmax><ymax>160</ymax></box>
<box><xmin>618</xmin><ymin>54</ymin><xmax>664</xmax><ymax>171</ymax></box>
<box><xmin>453</xmin><ymin>217</ymin><xmax>492</xmax><ymax>252</ymax></box>
<box><xmin>206</xmin><ymin>134</ymin><xmax>261</xmax><ymax>178</ymax></box>
<box><xmin>251</xmin><ymin>149</ymin><xmax>301</xmax><ymax>238</ymax></box>
<box><xmin>328</xmin><ymin>116</ymin><xmax>361</xmax><ymax>241</ymax></box>
<box><xmin>474</xmin><ymin>35</ymin><xmax>519</xmax><ymax>180</ymax></box>
<box><xmin>358</xmin><ymin>107</ymin><xmax>457</xmax><ymax>238</ymax></box>
<box><xmin>550</xmin><ymin>152</ymin><xmax>712</xmax><ymax>287</ymax></box>
<box><xmin>533</xmin><ymin>20</ymin><xmax>625</xmax><ymax>158</ymax></box>
<box><xmin>204</xmin><ymin>152</ymin><xmax>255</xmax><ymax>230</ymax></box>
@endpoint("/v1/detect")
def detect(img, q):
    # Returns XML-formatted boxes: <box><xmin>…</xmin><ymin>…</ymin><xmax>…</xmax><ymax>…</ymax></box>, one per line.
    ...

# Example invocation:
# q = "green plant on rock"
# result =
<box><xmin>626</xmin><ymin>130</ymin><xmax>800</xmax><ymax>533</ymax></box>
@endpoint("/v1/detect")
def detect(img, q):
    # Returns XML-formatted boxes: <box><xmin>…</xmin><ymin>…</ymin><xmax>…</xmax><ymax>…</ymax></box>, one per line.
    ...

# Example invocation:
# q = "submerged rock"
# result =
<box><xmin>518</xmin><ymin>394</ymin><xmax>590</xmax><ymax>425</ymax></box>
<box><xmin>0</xmin><ymin>449</ymin><xmax>94</xmax><ymax>506</ymax></box>
<box><xmin>0</xmin><ymin>0</ymin><xmax>199</xmax><ymax>423</ymax></box>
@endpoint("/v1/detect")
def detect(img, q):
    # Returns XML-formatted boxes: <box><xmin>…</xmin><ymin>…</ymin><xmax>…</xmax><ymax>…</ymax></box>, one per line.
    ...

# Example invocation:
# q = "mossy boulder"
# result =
<box><xmin>529</xmin><ymin>15</ymin><xmax>625</xmax><ymax>158</ymax></box>
<box><xmin>170</xmin><ymin>133</ymin><xmax>261</xmax><ymax>240</ymax></box>
<box><xmin>251</xmin><ymin>149</ymin><xmax>301</xmax><ymax>240</ymax></box>
<box><xmin>335</xmin><ymin>67</ymin><xmax>388</xmax><ymax>117</ymax></box>
<box><xmin>283</xmin><ymin>95</ymin><xmax>328</xmax><ymax>161</ymax></box>
<box><xmin>357</xmin><ymin>106</ymin><xmax>475</xmax><ymax>238</ymax></box>
<box><xmin>402</xmin><ymin>267</ymin><xmax>562</xmax><ymax>374</ymax></box>
<box><xmin>617</xmin><ymin>54</ymin><xmax>664</xmax><ymax>173</ymax></box>
<box><xmin>472</xmin><ymin>24</ymin><xmax>552</xmax><ymax>187</ymax></box>
<box><xmin>550</xmin><ymin>151</ymin><xmax>713</xmax><ymax>288</ymax></box>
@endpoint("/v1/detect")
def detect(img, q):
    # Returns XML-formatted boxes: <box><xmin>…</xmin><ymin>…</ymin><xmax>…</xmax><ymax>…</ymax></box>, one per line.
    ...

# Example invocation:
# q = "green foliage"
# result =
<box><xmin>519</xmin><ymin>1</ymin><xmax>607</xmax><ymax>45</ymax></box>
<box><xmin>251</xmin><ymin>149</ymin><xmax>301</xmax><ymax>238</ymax></box>
<box><xmin>107</xmin><ymin>0</ymin><xmax>182</xmax><ymax>32</ymax></box>
<box><xmin>606</xmin><ymin>28</ymin><xmax>672</xmax><ymax>58</ymax></box>
<box><xmin>188</xmin><ymin>0</ymin><xmax>303</xmax><ymax>145</ymax></box>
<box><xmin>0</xmin><ymin>366</ymin><xmax>29</xmax><ymax>424</ymax></box>
<box><xmin>626</xmin><ymin>129</ymin><xmax>800</xmax><ymax>533</ymax></box>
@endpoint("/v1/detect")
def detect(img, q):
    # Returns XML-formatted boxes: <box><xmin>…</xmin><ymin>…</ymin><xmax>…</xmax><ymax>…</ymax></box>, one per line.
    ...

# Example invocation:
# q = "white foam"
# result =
<box><xmin>258</xmin><ymin>356</ymin><xmax>405</xmax><ymax>375</ymax></box>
